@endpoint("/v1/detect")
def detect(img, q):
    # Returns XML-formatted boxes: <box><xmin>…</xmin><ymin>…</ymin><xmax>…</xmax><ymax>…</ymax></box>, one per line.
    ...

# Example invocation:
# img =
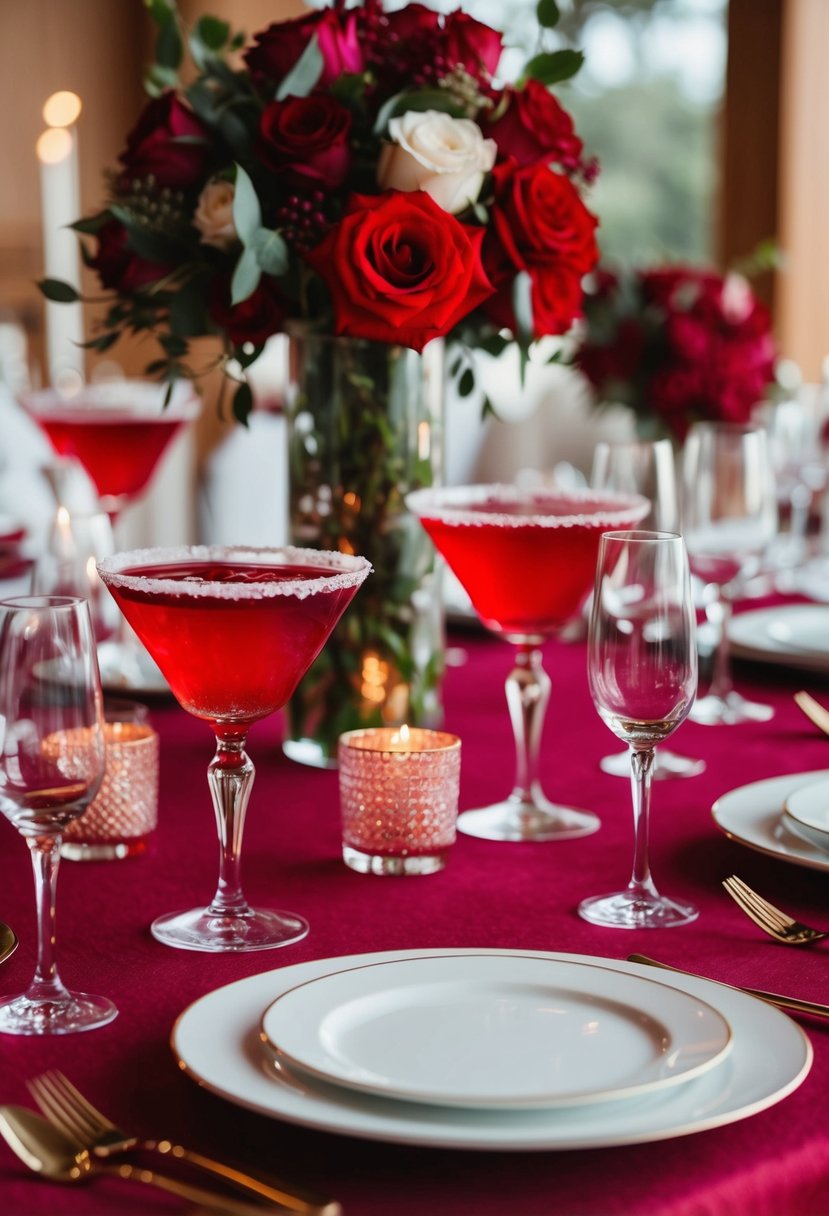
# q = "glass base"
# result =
<box><xmin>342</xmin><ymin>844</ymin><xmax>448</xmax><ymax>876</ymax></box>
<box><xmin>578</xmin><ymin>890</ymin><xmax>698</xmax><ymax>929</ymax></box>
<box><xmin>61</xmin><ymin>835</ymin><xmax>151</xmax><ymax>861</ymax></box>
<box><xmin>0</xmin><ymin>990</ymin><xmax>118</xmax><ymax>1035</ymax></box>
<box><xmin>599</xmin><ymin>749</ymin><xmax>706</xmax><ymax>780</ymax></box>
<box><xmin>282</xmin><ymin>737</ymin><xmax>337</xmax><ymax>770</ymax></box>
<box><xmin>457</xmin><ymin>796</ymin><xmax>600</xmax><ymax>842</ymax></box>
<box><xmin>690</xmin><ymin>691</ymin><xmax>774</xmax><ymax>726</ymax></box>
<box><xmin>150</xmin><ymin>906</ymin><xmax>309</xmax><ymax>953</ymax></box>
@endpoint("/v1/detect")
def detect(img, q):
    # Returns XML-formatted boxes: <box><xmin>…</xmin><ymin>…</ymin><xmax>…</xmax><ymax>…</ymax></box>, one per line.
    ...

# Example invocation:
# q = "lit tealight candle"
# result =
<box><xmin>338</xmin><ymin>726</ymin><xmax>461</xmax><ymax>876</ymax></box>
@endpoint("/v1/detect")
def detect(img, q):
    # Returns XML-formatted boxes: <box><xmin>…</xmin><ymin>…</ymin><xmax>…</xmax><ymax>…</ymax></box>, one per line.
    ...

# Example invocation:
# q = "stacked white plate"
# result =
<box><xmin>728</xmin><ymin>603</ymin><xmax>829</xmax><ymax>674</ymax></box>
<box><xmin>713</xmin><ymin>769</ymin><xmax>829</xmax><ymax>872</ymax></box>
<box><xmin>171</xmin><ymin>948</ymin><xmax>811</xmax><ymax>1150</ymax></box>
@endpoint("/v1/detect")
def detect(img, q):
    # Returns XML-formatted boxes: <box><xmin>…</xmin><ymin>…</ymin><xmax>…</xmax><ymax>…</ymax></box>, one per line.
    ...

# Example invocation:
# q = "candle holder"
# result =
<box><xmin>61</xmin><ymin>700</ymin><xmax>159</xmax><ymax>860</ymax></box>
<box><xmin>338</xmin><ymin>727</ymin><xmax>461</xmax><ymax>875</ymax></box>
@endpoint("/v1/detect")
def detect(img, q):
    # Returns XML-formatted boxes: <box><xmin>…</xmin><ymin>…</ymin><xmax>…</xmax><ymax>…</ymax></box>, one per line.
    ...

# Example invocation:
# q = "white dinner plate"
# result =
<box><xmin>96</xmin><ymin>639</ymin><xmax>170</xmax><ymax>696</ymax></box>
<box><xmin>783</xmin><ymin>777</ymin><xmax>829</xmax><ymax>852</ymax></box>
<box><xmin>728</xmin><ymin>604</ymin><xmax>829</xmax><ymax>673</ymax></box>
<box><xmin>171</xmin><ymin>949</ymin><xmax>812</xmax><ymax>1151</ymax></box>
<box><xmin>259</xmin><ymin>955</ymin><xmax>732</xmax><ymax>1110</ymax></box>
<box><xmin>712</xmin><ymin>769</ymin><xmax>829</xmax><ymax>872</ymax></box>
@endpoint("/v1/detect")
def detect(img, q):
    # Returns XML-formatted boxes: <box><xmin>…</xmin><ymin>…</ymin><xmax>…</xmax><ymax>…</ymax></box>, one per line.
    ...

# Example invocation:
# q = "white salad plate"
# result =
<box><xmin>712</xmin><ymin>769</ymin><xmax>829</xmax><ymax>872</ymax></box>
<box><xmin>783</xmin><ymin>777</ymin><xmax>829</xmax><ymax>851</ymax></box>
<box><xmin>259</xmin><ymin>954</ymin><xmax>732</xmax><ymax>1110</ymax></box>
<box><xmin>728</xmin><ymin>604</ymin><xmax>829</xmax><ymax>674</ymax></box>
<box><xmin>171</xmin><ymin>948</ymin><xmax>811</xmax><ymax>1151</ymax></box>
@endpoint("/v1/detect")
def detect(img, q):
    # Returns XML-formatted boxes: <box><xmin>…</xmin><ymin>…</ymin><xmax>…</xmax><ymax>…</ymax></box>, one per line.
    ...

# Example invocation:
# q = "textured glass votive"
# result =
<box><xmin>338</xmin><ymin>727</ymin><xmax>461</xmax><ymax>875</ymax></box>
<box><xmin>62</xmin><ymin>719</ymin><xmax>159</xmax><ymax>860</ymax></box>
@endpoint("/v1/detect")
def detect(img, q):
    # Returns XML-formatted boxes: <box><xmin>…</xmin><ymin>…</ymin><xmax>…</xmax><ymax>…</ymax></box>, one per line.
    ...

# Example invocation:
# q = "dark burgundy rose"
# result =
<box><xmin>118</xmin><ymin>93</ymin><xmax>210</xmax><ymax>191</ymax></box>
<box><xmin>442</xmin><ymin>11</ymin><xmax>503</xmax><ymax>80</ymax></box>
<box><xmin>257</xmin><ymin>95</ymin><xmax>352</xmax><ymax>188</ymax></box>
<box><xmin>483</xmin><ymin>80</ymin><xmax>583</xmax><ymax>171</ymax></box>
<box><xmin>89</xmin><ymin>219</ymin><xmax>172</xmax><ymax>294</ymax></box>
<box><xmin>208</xmin><ymin>273</ymin><xmax>287</xmax><ymax>348</ymax></box>
<box><xmin>244</xmin><ymin>9</ymin><xmax>362</xmax><ymax>87</ymax></box>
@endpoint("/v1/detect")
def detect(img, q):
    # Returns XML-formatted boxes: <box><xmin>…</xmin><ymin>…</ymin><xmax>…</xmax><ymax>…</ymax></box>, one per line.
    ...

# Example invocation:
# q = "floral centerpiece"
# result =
<box><xmin>574</xmin><ymin>263</ymin><xmax>778</xmax><ymax>443</ymax></box>
<box><xmin>42</xmin><ymin>0</ymin><xmax>600</xmax><ymax>762</ymax></box>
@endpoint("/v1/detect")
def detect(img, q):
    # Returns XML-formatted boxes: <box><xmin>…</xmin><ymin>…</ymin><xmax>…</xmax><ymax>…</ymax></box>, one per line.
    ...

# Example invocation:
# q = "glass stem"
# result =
<box><xmin>26</xmin><ymin>835</ymin><xmax>70</xmax><ymax>1003</ymax></box>
<box><xmin>505</xmin><ymin>644</ymin><xmax>550</xmax><ymax>804</ymax></box>
<box><xmin>207</xmin><ymin>734</ymin><xmax>254</xmax><ymax>917</ymax></box>
<box><xmin>627</xmin><ymin>747</ymin><xmax>659</xmax><ymax>901</ymax></box>
<box><xmin>706</xmin><ymin>588</ymin><xmax>734</xmax><ymax>702</ymax></box>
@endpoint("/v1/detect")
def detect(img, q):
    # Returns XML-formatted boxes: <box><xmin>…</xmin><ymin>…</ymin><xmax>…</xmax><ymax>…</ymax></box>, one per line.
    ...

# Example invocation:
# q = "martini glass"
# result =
<box><xmin>98</xmin><ymin>544</ymin><xmax>370</xmax><ymax>952</ymax></box>
<box><xmin>406</xmin><ymin>485</ymin><xmax>649</xmax><ymax>841</ymax></box>
<box><xmin>22</xmin><ymin>380</ymin><xmax>201</xmax><ymax>689</ymax></box>
<box><xmin>590</xmin><ymin>439</ymin><xmax>704</xmax><ymax>780</ymax></box>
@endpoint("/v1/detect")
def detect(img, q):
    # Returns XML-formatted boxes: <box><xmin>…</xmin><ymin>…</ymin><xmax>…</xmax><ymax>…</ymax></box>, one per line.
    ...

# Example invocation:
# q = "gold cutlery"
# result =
<box><xmin>722</xmin><ymin>874</ymin><xmax>828</xmax><ymax>946</ymax></box>
<box><xmin>794</xmin><ymin>690</ymin><xmax>829</xmax><ymax>737</ymax></box>
<box><xmin>0</xmin><ymin>922</ymin><xmax>17</xmax><ymax>965</ymax></box>
<box><xmin>628</xmin><ymin>953</ymin><xmax>829</xmax><ymax>1019</ymax></box>
<box><xmin>0</xmin><ymin>1104</ymin><xmax>285</xmax><ymax>1215</ymax></box>
<box><xmin>27</xmin><ymin>1069</ymin><xmax>339</xmax><ymax>1216</ymax></box>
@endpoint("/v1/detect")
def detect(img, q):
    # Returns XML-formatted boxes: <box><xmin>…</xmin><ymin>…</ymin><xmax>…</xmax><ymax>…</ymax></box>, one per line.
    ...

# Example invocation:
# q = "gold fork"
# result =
<box><xmin>722</xmin><ymin>875</ymin><xmax>829</xmax><ymax>946</ymax></box>
<box><xmin>27</xmin><ymin>1070</ymin><xmax>340</xmax><ymax>1216</ymax></box>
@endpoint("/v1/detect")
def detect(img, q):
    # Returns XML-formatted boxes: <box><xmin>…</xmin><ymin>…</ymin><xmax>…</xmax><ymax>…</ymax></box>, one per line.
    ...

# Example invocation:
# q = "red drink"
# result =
<box><xmin>102</xmin><ymin>558</ymin><xmax>363</xmax><ymax>728</ymax></box>
<box><xmin>414</xmin><ymin>490</ymin><xmax>650</xmax><ymax>639</ymax></box>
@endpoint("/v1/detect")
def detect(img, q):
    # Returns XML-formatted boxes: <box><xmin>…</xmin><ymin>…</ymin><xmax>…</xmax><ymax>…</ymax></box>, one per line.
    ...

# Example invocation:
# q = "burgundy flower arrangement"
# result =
<box><xmin>574</xmin><ymin>264</ymin><xmax>778</xmax><ymax>443</ymax></box>
<box><xmin>41</xmin><ymin>0</ymin><xmax>599</xmax><ymax>419</ymax></box>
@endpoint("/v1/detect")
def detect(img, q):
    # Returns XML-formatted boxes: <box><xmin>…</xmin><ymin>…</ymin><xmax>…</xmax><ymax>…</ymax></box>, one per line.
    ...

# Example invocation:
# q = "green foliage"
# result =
<box><xmin>521</xmin><ymin>49</ymin><xmax>584</xmax><ymax>86</ymax></box>
<box><xmin>37</xmin><ymin>279</ymin><xmax>80</xmax><ymax>304</ymax></box>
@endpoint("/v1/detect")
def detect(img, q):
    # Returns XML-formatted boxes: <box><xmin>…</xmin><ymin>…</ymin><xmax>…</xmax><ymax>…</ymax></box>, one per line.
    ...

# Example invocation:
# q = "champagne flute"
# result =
<box><xmin>681</xmin><ymin>422</ymin><xmax>778</xmax><ymax>725</ymax></box>
<box><xmin>579</xmin><ymin>531</ymin><xmax>698</xmax><ymax>928</ymax></box>
<box><xmin>0</xmin><ymin>595</ymin><xmax>116</xmax><ymax>1032</ymax></box>
<box><xmin>590</xmin><ymin>438</ymin><xmax>704</xmax><ymax>779</ymax></box>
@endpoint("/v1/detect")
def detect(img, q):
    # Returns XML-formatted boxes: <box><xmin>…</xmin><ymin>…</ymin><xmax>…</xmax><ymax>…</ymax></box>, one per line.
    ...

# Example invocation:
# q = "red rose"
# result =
<box><xmin>483</xmin><ymin>161</ymin><xmax>598</xmax><ymax>336</ymax></box>
<box><xmin>90</xmin><ymin>220</ymin><xmax>172</xmax><ymax>294</ymax></box>
<box><xmin>257</xmin><ymin>95</ymin><xmax>352</xmax><ymax>188</ymax></box>
<box><xmin>208</xmin><ymin>274</ymin><xmax>287</xmax><ymax>348</ymax></box>
<box><xmin>483</xmin><ymin>81</ymin><xmax>583</xmax><ymax>171</ymax></box>
<box><xmin>244</xmin><ymin>10</ymin><xmax>363</xmax><ymax>87</ymax></box>
<box><xmin>305</xmin><ymin>190</ymin><xmax>493</xmax><ymax>351</ymax></box>
<box><xmin>442</xmin><ymin>11</ymin><xmax>502</xmax><ymax>79</ymax></box>
<box><xmin>118</xmin><ymin>93</ymin><xmax>210</xmax><ymax>191</ymax></box>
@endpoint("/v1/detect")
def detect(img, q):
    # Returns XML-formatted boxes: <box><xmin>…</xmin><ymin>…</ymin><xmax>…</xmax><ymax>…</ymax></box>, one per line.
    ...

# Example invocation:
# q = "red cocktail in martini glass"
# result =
<box><xmin>23</xmin><ymin>381</ymin><xmax>201</xmax><ymax>689</ymax></box>
<box><xmin>406</xmin><ymin>485</ymin><xmax>649</xmax><ymax>842</ymax></box>
<box><xmin>98</xmin><ymin>544</ymin><xmax>370</xmax><ymax>951</ymax></box>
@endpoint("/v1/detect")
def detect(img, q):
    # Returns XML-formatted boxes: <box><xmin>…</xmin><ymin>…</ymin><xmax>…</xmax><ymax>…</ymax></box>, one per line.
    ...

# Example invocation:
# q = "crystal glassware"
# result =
<box><xmin>98</xmin><ymin>544</ymin><xmax>370</xmax><ymax>952</ymax></box>
<box><xmin>578</xmin><ymin>531</ymin><xmax>699</xmax><ymax>928</ymax></box>
<box><xmin>406</xmin><ymin>485</ymin><xmax>649</xmax><ymax>842</ymax></box>
<box><xmin>681</xmin><ymin>421</ymin><xmax>778</xmax><ymax>725</ymax></box>
<box><xmin>590</xmin><ymin>438</ymin><xmax>704</xmax><ymax>780</ymax></box>
<box><xmin>0</xmin><ymin>595</ymin><xmax>117</xmax><ymax>1032</ymax></box>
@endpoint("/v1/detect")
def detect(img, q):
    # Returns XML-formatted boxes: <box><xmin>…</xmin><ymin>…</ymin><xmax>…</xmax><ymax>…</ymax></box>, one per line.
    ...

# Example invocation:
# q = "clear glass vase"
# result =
<box><xmin>283</xmin><ymin>328</ymin><xmax>445</xmax><ymax>768</ymax></box>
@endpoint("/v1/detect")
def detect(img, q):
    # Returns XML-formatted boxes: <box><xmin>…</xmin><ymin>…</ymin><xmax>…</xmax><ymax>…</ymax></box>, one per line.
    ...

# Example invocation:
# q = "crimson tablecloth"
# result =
<box><xmin>1</xmin><ymin>622</ymin><xmax>828</xmax><ymax>1216</ymax></box>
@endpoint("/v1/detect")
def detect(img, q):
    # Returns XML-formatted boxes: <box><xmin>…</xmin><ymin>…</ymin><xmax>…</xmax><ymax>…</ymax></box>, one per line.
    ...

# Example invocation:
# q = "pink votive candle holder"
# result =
<box><xmin>338</xmin><ymin>726</ymin><xmax>461</xmax><ymax>876</ymax></box>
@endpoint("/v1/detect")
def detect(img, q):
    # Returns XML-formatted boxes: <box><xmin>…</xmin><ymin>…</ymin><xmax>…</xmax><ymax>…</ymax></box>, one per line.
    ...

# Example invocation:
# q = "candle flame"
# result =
<box><xmin>390</xmin><ymin>724</ymin><xmax>411</xmax><ymax>748</ymax></box>
<box><xmin>43</xmin><ymin>91</ymin><xmax>82</xmax><ymax>128</ymax></box>
<box><xmin>36</xmin><ymin>127</ymin><xmax>73</xmax><ymax>165</ymax></box>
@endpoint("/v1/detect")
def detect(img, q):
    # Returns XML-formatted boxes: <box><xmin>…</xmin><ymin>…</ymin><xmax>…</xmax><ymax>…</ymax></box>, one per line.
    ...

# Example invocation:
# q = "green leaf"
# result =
<box><xmin>144</xmin><ymin>64</ymin><xmax>180</xmax><ymax>96</ymax></box>
<box><xmin>38</xmin><ymin>278</ymin><xmax>80</xmax><ymax>303</ymax></box>
<box><xmin>231</xmin><ymin>245</ymin><xmax>261</xmax><ymax>304</ymax></box>
<box><xmin>195</xmin><ymin>15</ymin><xmax>229</xmax><ymax>50</ymax></box>
<box><xmin>232</xmin><ymin>380</ymin><xmax>254</xmax><ymax>425</ymax></box>
<box><xmin>373</xmin><ymin>88</ymin><xmax>460</xmax><ymax>135</ymax></box>
<box><xmin>169</xmin><ymin>282</ymin><xmax>208</xmax><ymax>337</ymax></box>
<box><xmin>144</xmin><ymin>0</ymin><xmax>176</xmax><ymax>27</ymax></box>
<box><xmin>512</xmin><ymin>272</ymin><xmax>534</xmax><ymax>345</ymax></box>
<box><xmin>232</xmin><ymin>164</ymin><xmax>262</xmax><ymax>245</ymax></box>
<box><xmin>252</xmin><ymin>228</ymin><xmax>289</xmax><ymax>276</ymax></box>
<box><xmin>276</xmin><ymin>32</ymin><xmax>323</xmax><ymax>100</ymax></box>
<box><xmin>155</xmin><ymin>18</ymin><xmax>183</xmax><ymax>71</ymax></box>
<box><xmin>536</xmin><ymin>0</ymin><xmax>560</xmax><ymax>28</ymax></box>
<box><xmin>458</xmin><ymin>367</ymin><xmax>475</xmax><ymax>397</ymax></box>
<box><xmin>70</xmin><ymin>212</ymin><xmax>109</xmax><ymax>235</ymax></box>
<box><xmin>522</xmin><ymin>49</ymin><xmax>584</xmax><ymax>86</ymax></box>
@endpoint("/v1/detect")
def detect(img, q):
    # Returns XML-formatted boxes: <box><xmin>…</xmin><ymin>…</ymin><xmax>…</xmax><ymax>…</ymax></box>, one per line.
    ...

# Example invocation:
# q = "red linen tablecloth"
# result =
<box><xmin>1</xmin><ymin>622</ymin><xmax>829</xmax><ymax>1216</ymax></box>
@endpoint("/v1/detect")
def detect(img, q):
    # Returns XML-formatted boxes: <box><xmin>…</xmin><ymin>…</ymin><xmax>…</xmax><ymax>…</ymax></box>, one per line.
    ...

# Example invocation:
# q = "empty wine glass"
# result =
<box><xmin>591</xmin><ymin>438</ymin><xmax>704</xmax><ymax>780</ymax></box>
<box><xmin>579</xmin><ymin>532</ymin><xmax>698</xmax><ymax>928</ymax></box>
<box><xmin>0</xmin><ymin>595</ymin><xmax>116</xmax><ymax>1033</ymax></box>
<box><xmin>681</xmin><ymin>422</ymin><xmax>778</xmax><ymax>725</ymax></box>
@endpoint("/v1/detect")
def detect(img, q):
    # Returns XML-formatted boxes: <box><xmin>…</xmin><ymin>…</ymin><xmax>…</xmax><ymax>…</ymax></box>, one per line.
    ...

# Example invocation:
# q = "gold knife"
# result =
<box><xmin>628</xmin><ymin>954</ymin><xmax>829</xmax><ymax>1019</ymax></box>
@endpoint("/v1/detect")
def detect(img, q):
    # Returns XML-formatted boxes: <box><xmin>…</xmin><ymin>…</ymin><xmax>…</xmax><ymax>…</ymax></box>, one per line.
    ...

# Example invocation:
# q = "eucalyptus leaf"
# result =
<box><xmin>458</xmin><ymin>367</ymin><xmax>475</xmax><ymax>397</ymax></box>
<box><xmin>232</xmin><ymin>164</ymin><xmax>262</xmax><ymax>245</ymax></box>
<box><xmin>522</xmin><ymin>48</ymin><xmax>584</xmax><ymax>86</ymax></box>
<box><xmin>233</xmin><ymin>380</ymin><xmax>254</xmax><ymax>425</ymax></box>
<box><xmin>252</xmin><ymin>228</ymin><xmax>289</xmax><ymax>276</ymax></box>
<box><xmin>37</xmin><ymin>278</ymin><xmax>80</xmax><ymax>304</ymax></box>
<box><xmin>231</xmin><ymin>245</ymin><xmax>261</xmax><ymax>304</ymax></box>
<box><xmin>155</xmin><ymin>19</ymin><xmax>183</xmax><ymax>71</ymax></box>
<box><xmin>144</xmin><ymin>0</ymin><xmax>176</xmax><ymax>27</ymax></box>
<box><xmin>536</xmin><ymin>0</ymin><xmax>560</xmax><ymax>28</ymax></box>
<box><xmin>276</xmin><ymin>33</ymin><xmax>323</xmax><ymax>101</ymax></box>
<box><xmin>144</xmin><ymin>64</ymin><xmax>181</xmax><ymax>96</ymax></box>
<box><xmin>373</xmin><ymin>88</ymin><xmax>460</xmax><ymax>135</ymax></box>
<box><xmin>511</xmin><ymin>272</ymin><xmax>534</xmax><ymax>345</ymax></box>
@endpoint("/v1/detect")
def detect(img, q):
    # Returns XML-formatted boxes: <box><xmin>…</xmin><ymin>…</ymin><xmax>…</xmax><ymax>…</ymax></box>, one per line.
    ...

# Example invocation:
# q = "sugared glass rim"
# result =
<box><xmin>406</xmin><ymin>484</ymin><xmax>650</xmax><ymax>529</ymax></box>
<box><xmin>20</xmin><ymin>378</ymin><xmax>201</xmax><ymax>421</ymax></box>
<box><xmin>98</xmin><ymin>545</ymin><xmax>372</xmax><ymax>601</ymax></box>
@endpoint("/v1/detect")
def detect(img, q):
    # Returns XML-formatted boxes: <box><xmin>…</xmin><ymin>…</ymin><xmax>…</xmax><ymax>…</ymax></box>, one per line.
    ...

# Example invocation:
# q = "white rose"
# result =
<box><xmin>377</xmin><ymin>110</ymin><xmax>497</xmax><ymax>215</ymax></box>
<box><xmin>193</xmin><ymin>180</ymin><xmax>237</xmax><ymax>250</ymax></box>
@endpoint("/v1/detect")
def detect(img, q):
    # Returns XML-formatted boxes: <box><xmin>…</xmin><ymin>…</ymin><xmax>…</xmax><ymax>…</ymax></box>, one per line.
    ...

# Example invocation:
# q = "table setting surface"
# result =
<box><xmin>2</xmin><ymin>613</ymin><xmax>829</xmax><ymax>1216</ymax></box>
